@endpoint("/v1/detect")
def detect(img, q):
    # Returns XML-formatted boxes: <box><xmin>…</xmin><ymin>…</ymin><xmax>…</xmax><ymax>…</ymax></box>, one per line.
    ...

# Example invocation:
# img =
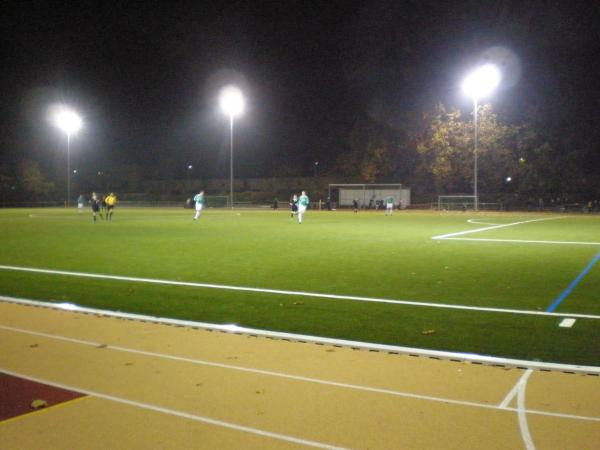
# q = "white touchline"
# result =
<box><xmin>1</xmin><ymin>324</ymin><xmax>600</xmax><ymax>422</ymax></box>
<box><xmin>0</xmin><ymin>369</ymin><xmax>347</xmax><ymax>450</ymax></box>
<box><xmin>2</xmin><ymin>265</ymin><xmax>600</xmax><ymax>320</ymax></box>
<box><xmin>431</xmin><ymin>217</ymin><xmax>564</xmax><ymax>240</ymax></box>
<box><xmin>517</xmin><ymin>369</ymin><xmax>536</xmax><ymax>450</ymax></box>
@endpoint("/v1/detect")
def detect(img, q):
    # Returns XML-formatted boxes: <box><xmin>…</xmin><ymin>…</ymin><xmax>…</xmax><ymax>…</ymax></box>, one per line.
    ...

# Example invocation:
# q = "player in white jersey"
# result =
<box><xmin>297</xmin><ymin>191</ymin><xmax>309</xmax><ymax>224</ymax></box>
<box><xmin>193</xmin><ymin>191</ymin><xmax>205</xmax><ymax>220</ymax></box>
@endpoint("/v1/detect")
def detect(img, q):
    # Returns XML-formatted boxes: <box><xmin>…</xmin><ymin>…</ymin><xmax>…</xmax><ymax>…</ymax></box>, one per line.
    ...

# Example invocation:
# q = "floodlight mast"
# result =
<box><xmin>53</xmin><ymin>107</ymin><xmax>83</xmax><ymax>207</ymax></box>
<box><xmin>219</xmin><ymin>86</ymin><xmax>245</xmax><ymax>209</ymax></box>
<box><xmin>462</xmin><ymin>64</ymin><xmax>500</xmax><ymax>211</ymax></box>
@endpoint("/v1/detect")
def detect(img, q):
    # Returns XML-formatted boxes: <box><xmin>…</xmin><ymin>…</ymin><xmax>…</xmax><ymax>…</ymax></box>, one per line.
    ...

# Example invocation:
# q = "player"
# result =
<box><xmin>289</xmin><ymin>194</ymin><xmax>298</xmax><ymax>218</ymax></box>
<box><xmin>385</xmin><ymin>195</ymin><xmax>395</xmax><ymax>216</ymax></box>
<box><xmin>77</xmin><ymin>194</ymin><xmax>85</xmax><ymax>213</ymax></box>
<box><xmin>90</xmin><ymin>192</ymin><xmax>101</xmax><ymax>222</ymax></box>
<box><xmin>105</xmin><ymin>193</ymin><xmax>117</xmax><ymax>220</ymax></box>
<box><xmin>193</xmin><ymin>190</ymin><xmax>205</xmax><ymax>220</ymax></box>
<box><xmin>297</xmin><ymin>191</ymin><xmax>309</xmax><ymax>224</ymax></box>
<box><xmin>352</xmin><ymin>199</ymin><xmax>358</xmax><ymax>213</ymax></box>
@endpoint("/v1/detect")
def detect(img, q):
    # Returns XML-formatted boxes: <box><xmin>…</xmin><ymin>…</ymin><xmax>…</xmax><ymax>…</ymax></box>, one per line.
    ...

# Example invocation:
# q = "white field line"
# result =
<box><xmin>439</xmin><ymin>237</ymin><xmax>600</xmax><ymax>246</ymax></box>
<box><xmin>2</xmin><ymin>266</ymin><xmax>600</xmax><ymax>321</ymax></box>
<box><xmin>467</xmin><ymin>219</ymin><xmax>500</xmax><ymax>226</ymax></box>
<box><xmin>431</xmin><ymin>217</ymin><xmax>564</xmax><ymax>240</ymax></box>
<box><xmin>517</xmin><ymin>369</ymin><xmax>536</xmax><ymax>450</ymax></box>
<box><xmin>3</xmin><ymin>296</ymin><xmax>600</xmax><ymax>376</ymax></box>
<box><xmin>1</xmin><ymin>325</ymin><xmax>599</xmax><ymax>423</ymax></box>
<box><xmin>0</xmin><ymin>368</ymin><xmax>347</xmax><ymax>450</ymax></box>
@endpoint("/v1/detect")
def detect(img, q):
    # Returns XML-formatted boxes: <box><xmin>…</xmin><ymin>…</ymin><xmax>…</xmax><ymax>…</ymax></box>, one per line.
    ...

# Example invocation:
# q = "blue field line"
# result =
<box><xmin>546</xmin><ymin>250</ymin><xmax>600</xmax><ymax>313</ymax></box>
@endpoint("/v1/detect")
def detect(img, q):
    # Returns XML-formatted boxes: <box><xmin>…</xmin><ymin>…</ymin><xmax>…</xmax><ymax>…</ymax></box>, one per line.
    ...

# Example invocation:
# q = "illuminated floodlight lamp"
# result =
<box><xmin>52</xmin><ymin>107</ymin><xmax>83</xmax><ymax>137</ymax></box>
<box><xmin>462</xmin><ymin>64</ymin><xmax>501</xmax><ymax>100</ymax></box>
<box><xmin>219</xmin><ymin>86</ymin><xmax>245</xmax><ymax>118</ymax></box>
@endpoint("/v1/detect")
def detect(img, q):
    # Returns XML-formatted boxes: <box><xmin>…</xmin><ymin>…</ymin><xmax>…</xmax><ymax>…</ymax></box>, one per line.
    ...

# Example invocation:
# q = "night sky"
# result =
<box><xmin>2</xmin><ymin>1</ymin><xmax>600</xmax><ymax>179</ymax></box>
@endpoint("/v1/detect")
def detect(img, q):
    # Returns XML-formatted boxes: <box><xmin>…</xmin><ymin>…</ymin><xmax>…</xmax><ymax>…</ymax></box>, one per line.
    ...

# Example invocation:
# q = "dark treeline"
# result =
<box><xmin>2</xmin><ymin>101</ymin><xmax>599</xmax><ymax>206</ymax></box>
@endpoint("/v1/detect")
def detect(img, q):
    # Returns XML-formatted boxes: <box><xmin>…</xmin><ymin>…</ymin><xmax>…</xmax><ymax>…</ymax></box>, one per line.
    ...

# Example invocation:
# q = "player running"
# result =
<box><xmin>297</xmin><ymin>191</ymin><xmax>309</xmax><ymax>224</ymax></box>
<box><xmin>289</xmin><ymin>194</ymin><xmax>298</xmax><ymax>218</ymax></box>
<box><xmin>193</xmin><ymin>191</ymin><xmax>205</xmax><ymax>220</ymax></box>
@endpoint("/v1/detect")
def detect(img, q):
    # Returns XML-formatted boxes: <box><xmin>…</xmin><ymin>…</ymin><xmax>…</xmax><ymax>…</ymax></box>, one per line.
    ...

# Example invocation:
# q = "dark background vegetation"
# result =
<box><xmin>1</xmin><ymin>1</ymin><xmax>599</xmax><ymax>203</ymax></box>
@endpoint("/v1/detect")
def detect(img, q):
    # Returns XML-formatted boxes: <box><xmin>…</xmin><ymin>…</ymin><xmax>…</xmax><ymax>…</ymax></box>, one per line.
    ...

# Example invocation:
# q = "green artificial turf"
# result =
<box><xmin>1</xmin><ymin>207</ymin><xmax>599</xmax><ymax>366</ymax></box>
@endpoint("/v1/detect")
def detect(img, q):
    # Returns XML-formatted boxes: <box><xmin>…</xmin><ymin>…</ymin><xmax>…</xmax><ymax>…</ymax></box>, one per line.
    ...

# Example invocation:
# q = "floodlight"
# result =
<box><xmin>53</xmin><ymin>107</ymin><xmax>83</xmax><ymax>136</ymax></box>
<box><xmin>218</xmin><ymin>86</ymin><xmax>245</xmax><ymax>209</ymax></box>
<box><xmin>50</xmin><ymin>105</ymin><xmax>83</xmax><ymax>207</ymax></box>
<box><xmin>462</xmin><ymin>64</ymin><xmax>501</xmax><ymax>100</ymax></box>
<box><xmin>219</xmin><ymin>86</ymin><xmax>245</xmax><ymax>117</ymax></box>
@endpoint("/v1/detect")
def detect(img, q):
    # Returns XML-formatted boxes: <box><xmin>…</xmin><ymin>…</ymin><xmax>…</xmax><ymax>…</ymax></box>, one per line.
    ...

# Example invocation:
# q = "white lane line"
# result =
<box><xmin>2</xmin><ymin>266</ymin><xmax>600</xmax><ymax>320</ymax></box>
<box><xmin>438</xmin><ymin>237</ymin><xmax>600</xmax><ymax>246</ymax></box>
<box><xmin>432</xmin><ymin>217</ymin><xmax>564</xmax><ymax>240</ymax></box>
<box><xmin>0</xmin><ymin>369</ymin><xmax>347</xmax><ymax>450</ymax></box>
<box><xmin>3</xmin><ymin>295</ymin><xmax>600</xmax><ymax>374</ymax></box>
<box><xmin>517</xmin><ymin>369</ymin><xmax>536</xmax><ymax>450</ymax></box>
<box><xmin>2</xmin><ymin>324</ymin><xmax>600</xmax><ymax>423</ymax></box>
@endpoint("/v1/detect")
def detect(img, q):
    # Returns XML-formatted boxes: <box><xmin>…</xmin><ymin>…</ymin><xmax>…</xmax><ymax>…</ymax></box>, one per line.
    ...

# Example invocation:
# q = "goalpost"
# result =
<box><xmin>328</xmin><ymin>184</ymin><xmax>411</xmax><ymax>209</ymax></box>
<box><xmin>437</xmin><ymin>195</ymin><xmax>477</xmax><ymax>211</ymax></box>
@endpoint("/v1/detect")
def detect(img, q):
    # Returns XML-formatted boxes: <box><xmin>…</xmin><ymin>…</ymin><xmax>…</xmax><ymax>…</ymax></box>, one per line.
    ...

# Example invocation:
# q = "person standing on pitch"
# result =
<box><xmin>105</xmin><ymin>193</ymin><xmax>117</xmax><ymax>220</ymax></box>
<box><xmin>193</xmin><ymin>191</ymin><xmax>205</xmax><ymax>220</ymax></box>
<box><xmin>297</xmin><ymin>191</ymin><xmax>309</xmax><ymax>224</ymax></box>
<box><xmin>352</xmin><ymin>199</ymin><xmax>358</xmax><ymax>213</ymax></box>
<box><xmin>77</xmin><ymin>193</ymin><xmax>85</xmax><ymax>213</ymax></box>
<box><xmin>90</xmin><ymin>192</ymin><xmax>101</xmax><ymax>222</ymax></box>
<box><xmin>385</xmin><ymin>195</ymin><xmax>395</xmax><ymax>216</ymax></box>
<box><xmin>289</xmin><ymin>194</ymin><xmax>298</xmax><ymax>218</ymax></box>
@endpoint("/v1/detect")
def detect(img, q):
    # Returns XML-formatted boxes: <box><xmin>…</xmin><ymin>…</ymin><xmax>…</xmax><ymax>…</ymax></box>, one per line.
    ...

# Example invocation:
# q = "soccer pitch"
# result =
<box><xmin>1</xmin><ymin>208</ymin><xmax>599</xmax><ymax>366</ymax></box>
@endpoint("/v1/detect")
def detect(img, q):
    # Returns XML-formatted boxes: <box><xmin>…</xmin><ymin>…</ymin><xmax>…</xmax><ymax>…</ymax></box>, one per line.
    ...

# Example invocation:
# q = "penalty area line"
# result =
<box><xmin>2</xmin><ymin>264</ymin><xmax>600</xmax><ymax>320</ymax></box>
<box><xmin>432</xmin><ymin>217</ymin><xmax>564</xmax><ymax>240</ymax></box>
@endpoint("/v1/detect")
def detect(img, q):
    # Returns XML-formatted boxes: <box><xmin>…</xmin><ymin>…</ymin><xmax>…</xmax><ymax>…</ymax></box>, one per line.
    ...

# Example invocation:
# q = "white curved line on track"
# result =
<box><xmin>517</xmin><ymin>369</ymin><xmax>536</xmax><ymax>450</ymax></box>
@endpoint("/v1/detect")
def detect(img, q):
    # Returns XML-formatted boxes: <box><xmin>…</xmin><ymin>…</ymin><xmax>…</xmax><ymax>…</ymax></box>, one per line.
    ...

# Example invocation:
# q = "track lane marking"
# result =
<box><xmin>1</xmin><ymin>324</ymin><xmax>599</xmax><ymax>423</ymax></box>
<box><xmin>0</xmin><ymin>368</ymin><xmax>347</xmax><ymax>450</ymax></box>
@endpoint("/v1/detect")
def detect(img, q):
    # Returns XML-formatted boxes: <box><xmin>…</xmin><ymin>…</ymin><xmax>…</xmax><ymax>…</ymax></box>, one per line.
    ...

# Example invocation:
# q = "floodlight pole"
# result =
<box><xmin>67</xmin><ymin>134</ymin><xmax>71</xmax><ymax>208</ymax></box>
<box><xmin>229</xmin><ymin>114</ymin><xmax>234</xmax><ymax>209</ymax></box>
<box><xmin>473</xmin><ymin>98</ymin><xmax>478</xmax><ymax>211</ymax></box>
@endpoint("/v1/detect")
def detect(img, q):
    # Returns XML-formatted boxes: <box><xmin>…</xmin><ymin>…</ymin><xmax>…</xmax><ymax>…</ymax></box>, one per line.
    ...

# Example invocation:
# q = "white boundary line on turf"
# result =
<box><xmin>0</xmin><ymin>368</ymin><xmax>346</xmax><ymax>450</ymax></box>
<box><xmin>431</xmin><ymin>216</ymin><xmax>564</xmax><ymax>240</ymax></box>
<box><xmin>467</xmin><ymin>219</ymin><xmax>499</xmax><ymax>226</ymax></box>
<box><xmin>2</xmin><ymin>295</ymin><xmax>600</xmax><ymax>375</ymax></box>
<box><xmin>439</xmin><ymin>237</ymin><xmax>600</xmax><ymax>246</ymax></box>
<box><xmin>2</xmin><ymin>266</ymin><xmax>600</xmax><ymax>320</ymax></box>
<box><xmin>1</xmin><ymin>321</ymin><xmax>599</xmax><ymax>423</ymax></box>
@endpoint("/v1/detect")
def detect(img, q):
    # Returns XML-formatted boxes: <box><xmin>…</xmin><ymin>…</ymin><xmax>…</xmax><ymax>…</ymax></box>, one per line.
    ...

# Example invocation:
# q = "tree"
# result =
<box><xmin>337</xmin><ymin>116</ymin><xmax>398</xmax><ymax>182</ymax></box>
<box><xmin>18</xmin><ymin>160</ymin><xmax>54</xmax><ymax>199</ymax></box>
